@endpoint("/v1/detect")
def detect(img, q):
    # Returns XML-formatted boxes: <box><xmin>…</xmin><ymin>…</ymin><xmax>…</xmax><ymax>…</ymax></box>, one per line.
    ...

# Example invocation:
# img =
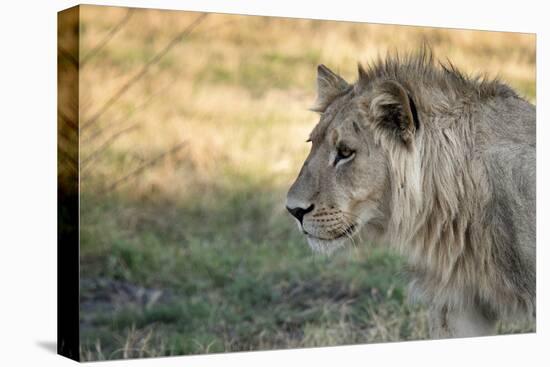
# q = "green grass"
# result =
<box><xmin>79</xmin><ymin>184</ymin><xmax>425</xmax><ymax>360</ymax></box>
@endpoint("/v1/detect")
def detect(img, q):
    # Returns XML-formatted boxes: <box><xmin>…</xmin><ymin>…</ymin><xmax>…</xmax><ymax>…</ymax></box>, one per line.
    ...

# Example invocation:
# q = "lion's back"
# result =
<box><xmin>478</xmin><ymin>95</ymin><xmax>536</xmax><ymax>315</ymax></box>
<box><xmin>477</xmin><ymin>95</ymin><xmax>535</xmax><ymax>148</ymax></box>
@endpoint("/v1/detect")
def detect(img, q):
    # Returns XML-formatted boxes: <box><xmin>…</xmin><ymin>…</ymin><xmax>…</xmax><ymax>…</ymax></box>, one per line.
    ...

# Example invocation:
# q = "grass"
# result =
<box><xmin>80</xmin><ymin>190</ymin><xmax>421</xmax><ymax>359</ymax></box>
<box><xmin>80</xmin><ymin>188</ymin><xmax>422</xmax><ymax>359</ymax></box>
<box><xmin>76</xmin><ymin>5</ymin><xmax>536</xmax><ymax>361</ymax></box>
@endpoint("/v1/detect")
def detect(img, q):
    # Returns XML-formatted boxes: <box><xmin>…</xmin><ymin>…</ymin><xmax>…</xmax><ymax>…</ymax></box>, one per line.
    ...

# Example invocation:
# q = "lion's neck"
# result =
<box><xmin>383</xmin><ymin>111</ymin><xmax>488</xmax><ymax>278</ymax></box>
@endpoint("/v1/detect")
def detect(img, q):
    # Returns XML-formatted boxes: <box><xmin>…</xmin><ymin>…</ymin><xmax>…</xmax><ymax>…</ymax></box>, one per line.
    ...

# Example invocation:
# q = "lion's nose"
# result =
<box><xmin>286</xmin><ymin>204</ymin><xmax>314</xmax><ymax>224</ymax></box>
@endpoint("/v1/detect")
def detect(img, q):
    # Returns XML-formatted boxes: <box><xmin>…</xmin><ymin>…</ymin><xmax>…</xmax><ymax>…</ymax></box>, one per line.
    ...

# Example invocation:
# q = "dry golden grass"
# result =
<box><xmin>79</xmin><ymin>6</ymin><xmax>535</xmax><ymax>200</ymax></box>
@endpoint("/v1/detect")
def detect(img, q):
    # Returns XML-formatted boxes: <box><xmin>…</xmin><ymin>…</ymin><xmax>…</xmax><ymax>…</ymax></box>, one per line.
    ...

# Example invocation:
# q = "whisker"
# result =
<box><xmin>334</xmin><ymin>220</ymin><xmax>359</xmax><ymax>258</ymax></box>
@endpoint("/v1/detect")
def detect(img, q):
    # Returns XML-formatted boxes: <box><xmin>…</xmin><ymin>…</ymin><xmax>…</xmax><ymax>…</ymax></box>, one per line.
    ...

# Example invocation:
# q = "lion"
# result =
<box><xmin>286</xmin><ymin>50</ymin><xmax>535</xmax><ymax>339</ymax></box>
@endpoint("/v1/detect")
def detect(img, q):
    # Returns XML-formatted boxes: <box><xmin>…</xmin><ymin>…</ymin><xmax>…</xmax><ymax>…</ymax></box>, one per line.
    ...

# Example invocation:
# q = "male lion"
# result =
<box><xmin>286</xmin><ymin>51</ymin><xmax>535</xmax><ymax>338</ymax></box>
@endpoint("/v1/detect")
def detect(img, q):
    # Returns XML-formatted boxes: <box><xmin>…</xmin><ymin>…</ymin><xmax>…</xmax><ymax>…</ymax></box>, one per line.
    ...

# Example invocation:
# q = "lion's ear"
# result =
<box><xmin>310</xmin><ymin>64</ymin><xmax>349</xmax><ymax>113</ymax></box>
<box><xmin>370</xmin><ymin>80</ymin><xmax>420</xmax><ymax>147</ymax></box>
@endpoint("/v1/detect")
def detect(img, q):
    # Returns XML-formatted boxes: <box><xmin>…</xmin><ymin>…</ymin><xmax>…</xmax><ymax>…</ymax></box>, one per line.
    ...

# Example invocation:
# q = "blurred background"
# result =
<box><xmin>73</xmin><ymin>5</ymin><xmax>535</xmax><ymax>360</ymax></box>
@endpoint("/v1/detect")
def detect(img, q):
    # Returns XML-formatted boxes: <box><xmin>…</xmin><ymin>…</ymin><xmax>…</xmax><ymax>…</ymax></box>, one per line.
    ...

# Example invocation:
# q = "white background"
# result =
<box><xmin>0</xmin><ymin>0</ymin><xmax>547</xmax><ymax>365</ymax></box>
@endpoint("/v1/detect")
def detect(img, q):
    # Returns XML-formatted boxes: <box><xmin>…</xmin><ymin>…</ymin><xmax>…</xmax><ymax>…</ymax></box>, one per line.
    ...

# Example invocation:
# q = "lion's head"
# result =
<box><xmin>286</xmin><ymin>63</ymin><xmax>421</xmax><ymax>254</ymax></box>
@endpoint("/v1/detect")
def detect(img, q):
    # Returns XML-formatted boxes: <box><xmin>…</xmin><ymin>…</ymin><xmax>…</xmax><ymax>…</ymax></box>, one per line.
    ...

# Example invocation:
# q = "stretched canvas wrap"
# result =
<box><xmin>58</xmin><ymin>4</ymin><xmax>536</xmax><ymax>362</ymax></box>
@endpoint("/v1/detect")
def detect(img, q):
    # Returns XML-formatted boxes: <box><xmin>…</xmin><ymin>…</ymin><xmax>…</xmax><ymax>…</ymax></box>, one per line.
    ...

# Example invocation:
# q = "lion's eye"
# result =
<box><xmin>334</xmin><ymin>146</ymin><xmax>355</xmax><ymax>166</ymax></box>
<box><xmin>338</xmin><ymin>147</ymin><xmax>353</xmax><ymax>158</ymax></box>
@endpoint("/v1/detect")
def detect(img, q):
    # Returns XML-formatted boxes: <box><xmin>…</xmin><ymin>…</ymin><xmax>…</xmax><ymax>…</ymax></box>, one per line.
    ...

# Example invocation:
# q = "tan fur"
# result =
<box><xmin>286</xmin><ymin>50</ymin><xmax>535</xmax><ymax>338</ymax></box>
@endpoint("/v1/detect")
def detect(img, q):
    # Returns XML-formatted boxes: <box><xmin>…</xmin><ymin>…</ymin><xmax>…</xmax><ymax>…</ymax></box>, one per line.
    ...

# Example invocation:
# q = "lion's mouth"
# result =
<box><xmin>306</xmin><ymin>223</ymin><xmax>358</xmax><ymax>242</ymax></box>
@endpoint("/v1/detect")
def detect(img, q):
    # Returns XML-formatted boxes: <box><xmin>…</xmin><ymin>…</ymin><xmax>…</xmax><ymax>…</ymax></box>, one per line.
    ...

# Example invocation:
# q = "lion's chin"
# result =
<box><xmin>306</xmin><ymin>236</ymin><xmax>347</xmax><ymax>256</ymax></box>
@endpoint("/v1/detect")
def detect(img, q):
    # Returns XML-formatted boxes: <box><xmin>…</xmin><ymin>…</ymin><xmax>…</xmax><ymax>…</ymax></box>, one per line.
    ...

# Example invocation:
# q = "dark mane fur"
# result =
<box><xmin>355</xmin><ymin>47</ymin><xmax>519</xmax><ymax>111</ymax></box>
